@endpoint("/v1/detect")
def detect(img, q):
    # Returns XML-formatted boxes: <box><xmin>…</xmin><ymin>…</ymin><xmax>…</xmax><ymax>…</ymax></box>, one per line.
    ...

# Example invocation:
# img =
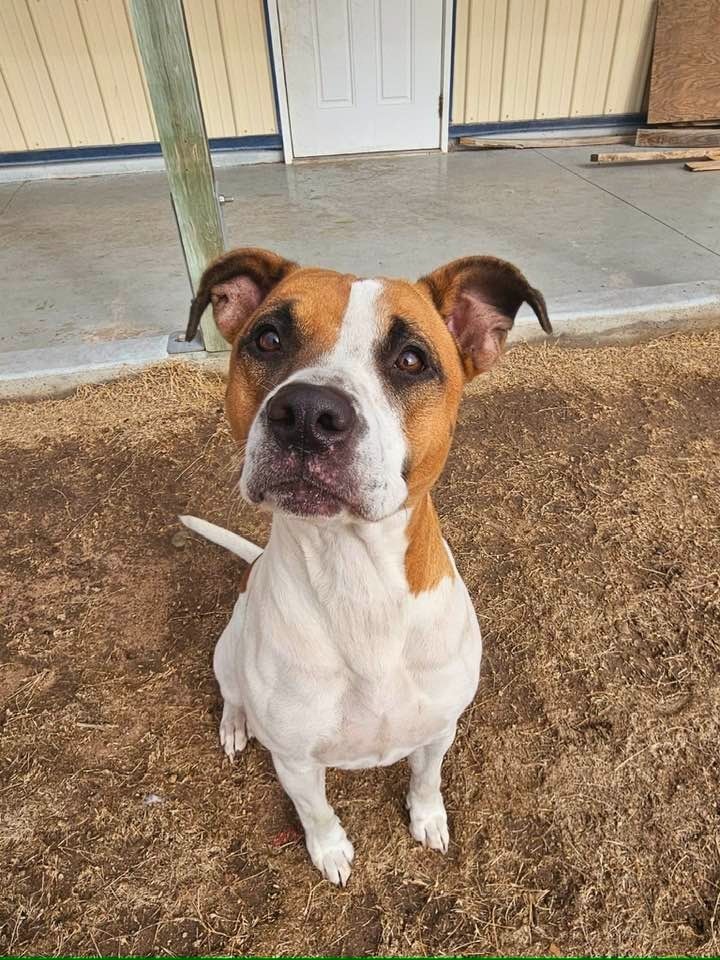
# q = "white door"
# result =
<box><xmin>277</xmin><ymin>0</ymin><xmax>444</xmax><ymax>158</ymax></box>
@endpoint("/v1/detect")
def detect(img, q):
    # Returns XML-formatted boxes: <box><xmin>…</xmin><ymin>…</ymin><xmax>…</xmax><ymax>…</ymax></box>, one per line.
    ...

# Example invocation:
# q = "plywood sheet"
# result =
<box><xmin>636</xmin><ymin>126</ymin><xmax>720</xmax><ymax>147</ymax></box>
<box><xmin>647</xmin><ymin>0</ymin><xmax>720</xmax><ymax>123</ymax></box>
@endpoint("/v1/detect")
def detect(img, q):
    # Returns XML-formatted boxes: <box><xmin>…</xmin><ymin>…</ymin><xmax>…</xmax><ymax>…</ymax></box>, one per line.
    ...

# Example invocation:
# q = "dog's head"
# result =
<box><xmin>187</xmin><ymin>248</ymin><xmax>550</xmax><ymax>522</ymax></box>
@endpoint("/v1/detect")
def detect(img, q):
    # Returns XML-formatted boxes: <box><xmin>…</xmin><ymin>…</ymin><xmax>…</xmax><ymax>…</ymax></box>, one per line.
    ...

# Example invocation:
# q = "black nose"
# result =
<box><xmin>266</xmin><ymin>382</ymin><xmax>357</xmax><ymax>452</ymax></box>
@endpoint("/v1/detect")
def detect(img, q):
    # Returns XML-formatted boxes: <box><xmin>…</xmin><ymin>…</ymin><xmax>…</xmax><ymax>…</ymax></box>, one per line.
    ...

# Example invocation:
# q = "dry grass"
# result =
<box><xmin>1</xmin><ymin>331</ymin><xmax>719</xmax><ymax>956</ymax></box>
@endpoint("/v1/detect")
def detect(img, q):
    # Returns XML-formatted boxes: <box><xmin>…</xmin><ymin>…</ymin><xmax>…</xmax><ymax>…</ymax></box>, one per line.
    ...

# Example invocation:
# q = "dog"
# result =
<box><xmin>180</xmin><ymin>248</ymin><xmax>550</xmax><ymax>885</ymax></box>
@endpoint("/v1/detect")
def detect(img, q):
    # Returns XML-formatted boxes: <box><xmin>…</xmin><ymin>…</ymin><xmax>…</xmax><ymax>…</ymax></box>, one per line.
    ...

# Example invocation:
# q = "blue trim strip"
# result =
<box><xmin>449</xmin><ymin>113</ymin><xmax>644</xmax><ymax>137</ymax></box>
<box><xmin>1</xmin><ymin>113</ymin><xmax>643</xmax><ymax>167</ymax></box>
<box><xmin>0</xmin><ymin>134</ymin><xmax>283</xmax><ymax>167</ymax></box>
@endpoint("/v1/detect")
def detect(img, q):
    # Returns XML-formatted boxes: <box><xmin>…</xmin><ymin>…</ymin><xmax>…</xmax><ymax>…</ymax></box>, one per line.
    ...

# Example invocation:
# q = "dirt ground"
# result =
<box><xmin>1</xmin><ymin>331</ymin><xmax>719</xmax><ymax>957</ymax></box>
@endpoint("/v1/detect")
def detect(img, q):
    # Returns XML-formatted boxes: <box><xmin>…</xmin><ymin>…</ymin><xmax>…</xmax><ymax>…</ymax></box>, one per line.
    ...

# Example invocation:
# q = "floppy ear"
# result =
<box><xmin>418</xmin><ymin>256</ymin><xmax>551</xmax><ymax>379</ymax></box>
<box><xmin>186</xmin><ymin>247</ymin><xmax>298</xmax><ymax>344</ymax></box>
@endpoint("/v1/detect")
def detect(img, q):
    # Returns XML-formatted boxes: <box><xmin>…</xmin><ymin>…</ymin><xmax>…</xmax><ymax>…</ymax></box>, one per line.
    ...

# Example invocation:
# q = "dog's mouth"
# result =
<box><xmin>245</xmin><ymin>452</ymin><xmax>366</xmax><ymax>518</ymax></box>
<box><xmin>255</xmin><ymin>477</ymin><xmax>358</xmax><ymax>518</ymax></box>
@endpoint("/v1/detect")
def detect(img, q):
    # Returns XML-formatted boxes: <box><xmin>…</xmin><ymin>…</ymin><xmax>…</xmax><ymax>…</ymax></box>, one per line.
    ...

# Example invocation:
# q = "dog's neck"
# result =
<box><xmin>263</xmin><ymin>494</ymin><xmax>452</xmax><ymax>599</ymax></box>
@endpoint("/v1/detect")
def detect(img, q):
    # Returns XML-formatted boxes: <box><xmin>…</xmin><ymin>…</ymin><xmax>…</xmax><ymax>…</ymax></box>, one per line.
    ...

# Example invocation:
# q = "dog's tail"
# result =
<box><xmin>179</xmin><ymin>515</ymin><xmax>263</xmax><ymax>563</ymax></box>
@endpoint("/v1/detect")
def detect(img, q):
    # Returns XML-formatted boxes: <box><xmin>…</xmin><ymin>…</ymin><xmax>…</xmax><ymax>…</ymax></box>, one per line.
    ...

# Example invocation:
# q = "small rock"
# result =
<box><xmin>143</xmin><ymin>793</ymin><xmax>164</xmax><ymax>806</ymax></box>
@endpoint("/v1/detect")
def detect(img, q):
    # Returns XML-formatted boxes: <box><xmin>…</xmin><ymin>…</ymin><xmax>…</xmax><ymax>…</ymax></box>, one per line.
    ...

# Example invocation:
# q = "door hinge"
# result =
<box><xmin>438</xmin><ymin>93</ymin><xmax>444</xmax><ymax>118</ymax></box>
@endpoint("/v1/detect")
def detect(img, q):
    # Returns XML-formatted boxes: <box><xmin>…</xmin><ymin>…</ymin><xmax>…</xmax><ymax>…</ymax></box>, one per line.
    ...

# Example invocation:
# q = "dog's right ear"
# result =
<box><xmin>186</xmin><ymin>248</ymin><xmax>298</xmax><ymax>344</ymax></box>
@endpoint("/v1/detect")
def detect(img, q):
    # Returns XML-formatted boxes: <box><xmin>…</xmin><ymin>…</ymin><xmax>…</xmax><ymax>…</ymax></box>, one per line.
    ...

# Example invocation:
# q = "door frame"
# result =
<box><xmin>265</xmin><ymin>0</ymin><xmax>453</xmax><ymax>164</ymax></box>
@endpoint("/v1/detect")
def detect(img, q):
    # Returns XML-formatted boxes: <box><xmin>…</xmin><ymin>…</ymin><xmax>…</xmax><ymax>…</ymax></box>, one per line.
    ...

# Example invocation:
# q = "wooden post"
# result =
<box><xmin>131</xmin><ymin>0</ymin><xmax>227</xmax><ymax>352</ymax></box>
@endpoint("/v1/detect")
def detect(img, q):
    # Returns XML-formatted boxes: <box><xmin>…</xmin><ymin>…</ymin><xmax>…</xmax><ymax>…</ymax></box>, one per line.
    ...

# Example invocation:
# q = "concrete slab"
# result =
<box><xmin>537</xmin><ymin>145</ymin><xmax>720</xmax><ymax>256</ymax></box>
<box><xmin>1</xmin><ymin>172</ymin><xmax>189</xmax><ymax>352</ymax></box>
<box><xmin>218</xmin><ymin>150</ymin><xmax>720</xmax><ymax>290</ymax></box>
<box><xmin>1</xmin><ymin>149</ymin><xmax>719</xmax><ymax>370</ymax></box>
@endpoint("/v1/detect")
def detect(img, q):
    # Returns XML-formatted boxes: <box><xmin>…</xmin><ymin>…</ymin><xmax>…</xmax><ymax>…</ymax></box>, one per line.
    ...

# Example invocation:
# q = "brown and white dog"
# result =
<box><xmin>180</xmin><ymin>248</ymin><xmax>550</xmax><ymax>885</ymax></box>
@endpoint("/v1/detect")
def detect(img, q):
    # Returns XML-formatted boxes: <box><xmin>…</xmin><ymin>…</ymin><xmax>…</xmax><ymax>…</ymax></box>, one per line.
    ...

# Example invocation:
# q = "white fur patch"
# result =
<box><xmin>317</xmin><ymin>278</ymin><xmax>407</xmax><ymax>520</ymax></box>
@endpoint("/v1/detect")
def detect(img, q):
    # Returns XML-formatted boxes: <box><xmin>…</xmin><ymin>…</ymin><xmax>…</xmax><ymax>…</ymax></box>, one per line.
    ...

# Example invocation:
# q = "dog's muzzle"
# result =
<box><xmin>244</xmin><ymin>381</ymin><xmax>364</xmax><ymax>519</ymax></box>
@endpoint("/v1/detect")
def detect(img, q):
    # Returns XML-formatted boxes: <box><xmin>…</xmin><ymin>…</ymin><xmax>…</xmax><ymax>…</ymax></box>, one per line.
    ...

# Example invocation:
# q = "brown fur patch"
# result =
<box><xmin>404</xmin><ymin>494</ymin><xmax>454</xmax><ymax>595</ymax></box>
<box><xmin>377</xmin><ymin>281</ymin><xmax>463</xmax><ymax>594</ymax></box>
<box><xmin>378</xmin><ymin>280</ymin><xmax>464</xmax><ymax>504</ymax></box>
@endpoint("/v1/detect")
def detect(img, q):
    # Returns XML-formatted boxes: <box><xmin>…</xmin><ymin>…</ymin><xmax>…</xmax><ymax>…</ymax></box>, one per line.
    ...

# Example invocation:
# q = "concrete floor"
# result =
<box><xmin>1</xmin><ymin>147</ymin><xmax>719</xmax><ymax>358</ymax></box>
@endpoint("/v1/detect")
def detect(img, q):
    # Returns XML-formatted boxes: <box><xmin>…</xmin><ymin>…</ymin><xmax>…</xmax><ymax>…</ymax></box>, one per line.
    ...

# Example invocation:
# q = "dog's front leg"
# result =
<box><xmin>213</xmin><ymin>623</ymin><xmax>248</xmax><ymax>760</ymax></box>
<box><xmin>406</xmin><ymin>727</ymin><xmax>456</xmax><ymax>853</ymax></box>
<box><xmin>273</xmin><ymin>756</ymin><xmax>354</xmax><ymax>886</ymax></box>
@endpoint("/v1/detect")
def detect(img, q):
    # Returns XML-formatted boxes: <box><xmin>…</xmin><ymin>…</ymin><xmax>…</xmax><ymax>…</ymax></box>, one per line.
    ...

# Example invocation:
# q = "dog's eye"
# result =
<box><xmin>395</xmin><ymin>348</ymin><xmax>426</xmax><ymax>375</ymax></box>
<box><xmin>256</xmin><ymin>327</ymin><xmax>282</xmax><ymax>353</ymax></box>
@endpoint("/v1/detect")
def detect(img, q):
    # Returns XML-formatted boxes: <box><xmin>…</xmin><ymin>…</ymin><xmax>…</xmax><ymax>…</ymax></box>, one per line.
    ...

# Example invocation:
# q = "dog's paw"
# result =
<box><xmin>408</xmin><ymin>800</ymin><xmax>449</xmax><ymax>853</ymax></box>
<box><xmin>307</xmin><ymin>828</ymin><xmax>355</xmax><ymax>886</ymax></box>
<box><xmin>219</xmin><ymin>702</ymin><xmax>247</xmax><ymax>760</ymax></box>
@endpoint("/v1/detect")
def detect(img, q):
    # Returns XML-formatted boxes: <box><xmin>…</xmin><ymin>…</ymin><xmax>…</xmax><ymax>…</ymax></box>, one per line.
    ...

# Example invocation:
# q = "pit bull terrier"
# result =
<box><xmin>181</xmin><ymin>248</ymin><xmax>550</xmax><ymax>885</ymax></box>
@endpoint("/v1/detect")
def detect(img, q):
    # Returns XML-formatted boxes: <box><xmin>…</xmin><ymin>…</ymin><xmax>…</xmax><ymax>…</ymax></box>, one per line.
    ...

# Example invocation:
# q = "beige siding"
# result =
<box><xmin>0</xmin><ymin>0</ymin><xmax>276</xmax><ymax>153</ymax></box>
<box><xmin>184</xmin><ymin>0</ymin><xmax>237</xmax><ymax>139</ymax></box>
<box><xmin>500</xmin><ymin>0</ymin><xmax>546</xmax><ymax>122</ymax></box>
<box><xmin>217</xmin><ymin>0</ymin><xmax>277</xmax><ymax>135</ymax></box>
<box><xmin>455</xmin><ymin>0</ymin><xmax>508</xmax><ymax>124</ymax></box>
<box><xmin>29</xmin><ymin>0</ymin><xmax>113</xmax><ymax>146</ymax></box>
<box><xmin>78</xmin><ymin>0</ymin><xmax>155</xmax><ymax>143</ymax></box>
<box><xmin>604</xmin><ymin>0</ymin><xmax>656</xmax><ymax>114</ymax></box>
<box><xmin>452</xmin><ymin>0</ymin><xmax>655</xmax><ymax>124</ymax></box>
<box><xmin>0</xmin><ymin>62</ymin><xmax>27</xmax><ymax>151</ymax></box>
<box><xmin>535</xmin><ymin>0</ymin><xmax>583</xmax><ymax>119</ymax></box>
<box><xmin>0</xmin><ymin>0</ymin><xmax>70</xmax><ymax>149</ymax></box>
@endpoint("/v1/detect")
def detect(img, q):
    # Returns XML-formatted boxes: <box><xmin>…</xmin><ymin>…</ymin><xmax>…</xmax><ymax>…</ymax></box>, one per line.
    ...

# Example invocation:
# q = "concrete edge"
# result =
<box><xmin>510</xmin><ymin>280</ymin><xmax>720</xmax><ymax>347</ymax></box>
<box><xmin>0</xmin><ymin>335</ymin><xmax>227</xmax><ymax>401</ymax></box>
<box><xmin>0</xmin><ymin>149</ymin><xmax>282</xmax><ymax>184</ymax></box>
<box><xmin>2</xmin><ymin>281</ymin><xmax>719</xmax><ymax>400</ymax></box>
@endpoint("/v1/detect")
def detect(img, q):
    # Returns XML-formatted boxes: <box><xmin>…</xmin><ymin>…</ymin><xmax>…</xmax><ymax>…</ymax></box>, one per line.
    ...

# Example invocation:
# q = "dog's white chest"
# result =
<box><xmin>220</xmin><ymin>535</ymin><xmax>482</xmax><ymax>769</ymax></box>
<box><xmin>314</xmin><ymin>663</ymin><xmax>459</xmax><ymax>769</ymax></box>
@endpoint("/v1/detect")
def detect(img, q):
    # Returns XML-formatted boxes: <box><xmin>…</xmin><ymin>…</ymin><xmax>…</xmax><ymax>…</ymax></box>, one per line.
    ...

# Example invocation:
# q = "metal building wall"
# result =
<box><xmin>451</xmin><ymin>0</ymin><xmax>656</xmax><ymax>125</ymax></box>
<box><xmin>0</xmin><ymin>0</ymin><xmax>277</xmax><ymax>153</ymax></box>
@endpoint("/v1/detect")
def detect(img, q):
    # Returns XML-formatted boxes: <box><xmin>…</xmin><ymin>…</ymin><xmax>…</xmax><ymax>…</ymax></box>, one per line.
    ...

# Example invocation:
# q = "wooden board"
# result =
<box><xmin>131</xmin><ymin>0</ymin><xmax>227</xmax><ymax>353</ymax></box>
<box><xmin>647</xmin><ymin>0</ymin><xmax>720</xmax><ymax>124</ymax></box>
<box><xmin>636</xmin><ymin>127</ymin><xmax>720</xmax><ymax>147</ymax></box>
<box><xmin>458</xmin><ymin>138</ymin><xmax>523</xmax><ymax>149</ymax></box>
<box><xmin>459</xmin><ymin>134</ymin><xmax>632</xmax><ymax>150</ymax></box>
<box><xmin>685</xmin><ymin>159</ymin><xmax>720</xmax><ymax>171</ymax></box>
<box><xmin>591</xmin><ymin>149</ymin><xmax>720</xmax><ymax>163</ymax></box>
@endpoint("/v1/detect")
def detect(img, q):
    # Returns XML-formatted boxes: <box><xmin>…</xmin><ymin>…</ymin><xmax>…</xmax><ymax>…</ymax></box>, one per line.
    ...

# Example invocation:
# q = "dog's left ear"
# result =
<box><xmin>418</xmin><ymin>256</ymin><xmax>551</xmax><ymax>379</ymax></box>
